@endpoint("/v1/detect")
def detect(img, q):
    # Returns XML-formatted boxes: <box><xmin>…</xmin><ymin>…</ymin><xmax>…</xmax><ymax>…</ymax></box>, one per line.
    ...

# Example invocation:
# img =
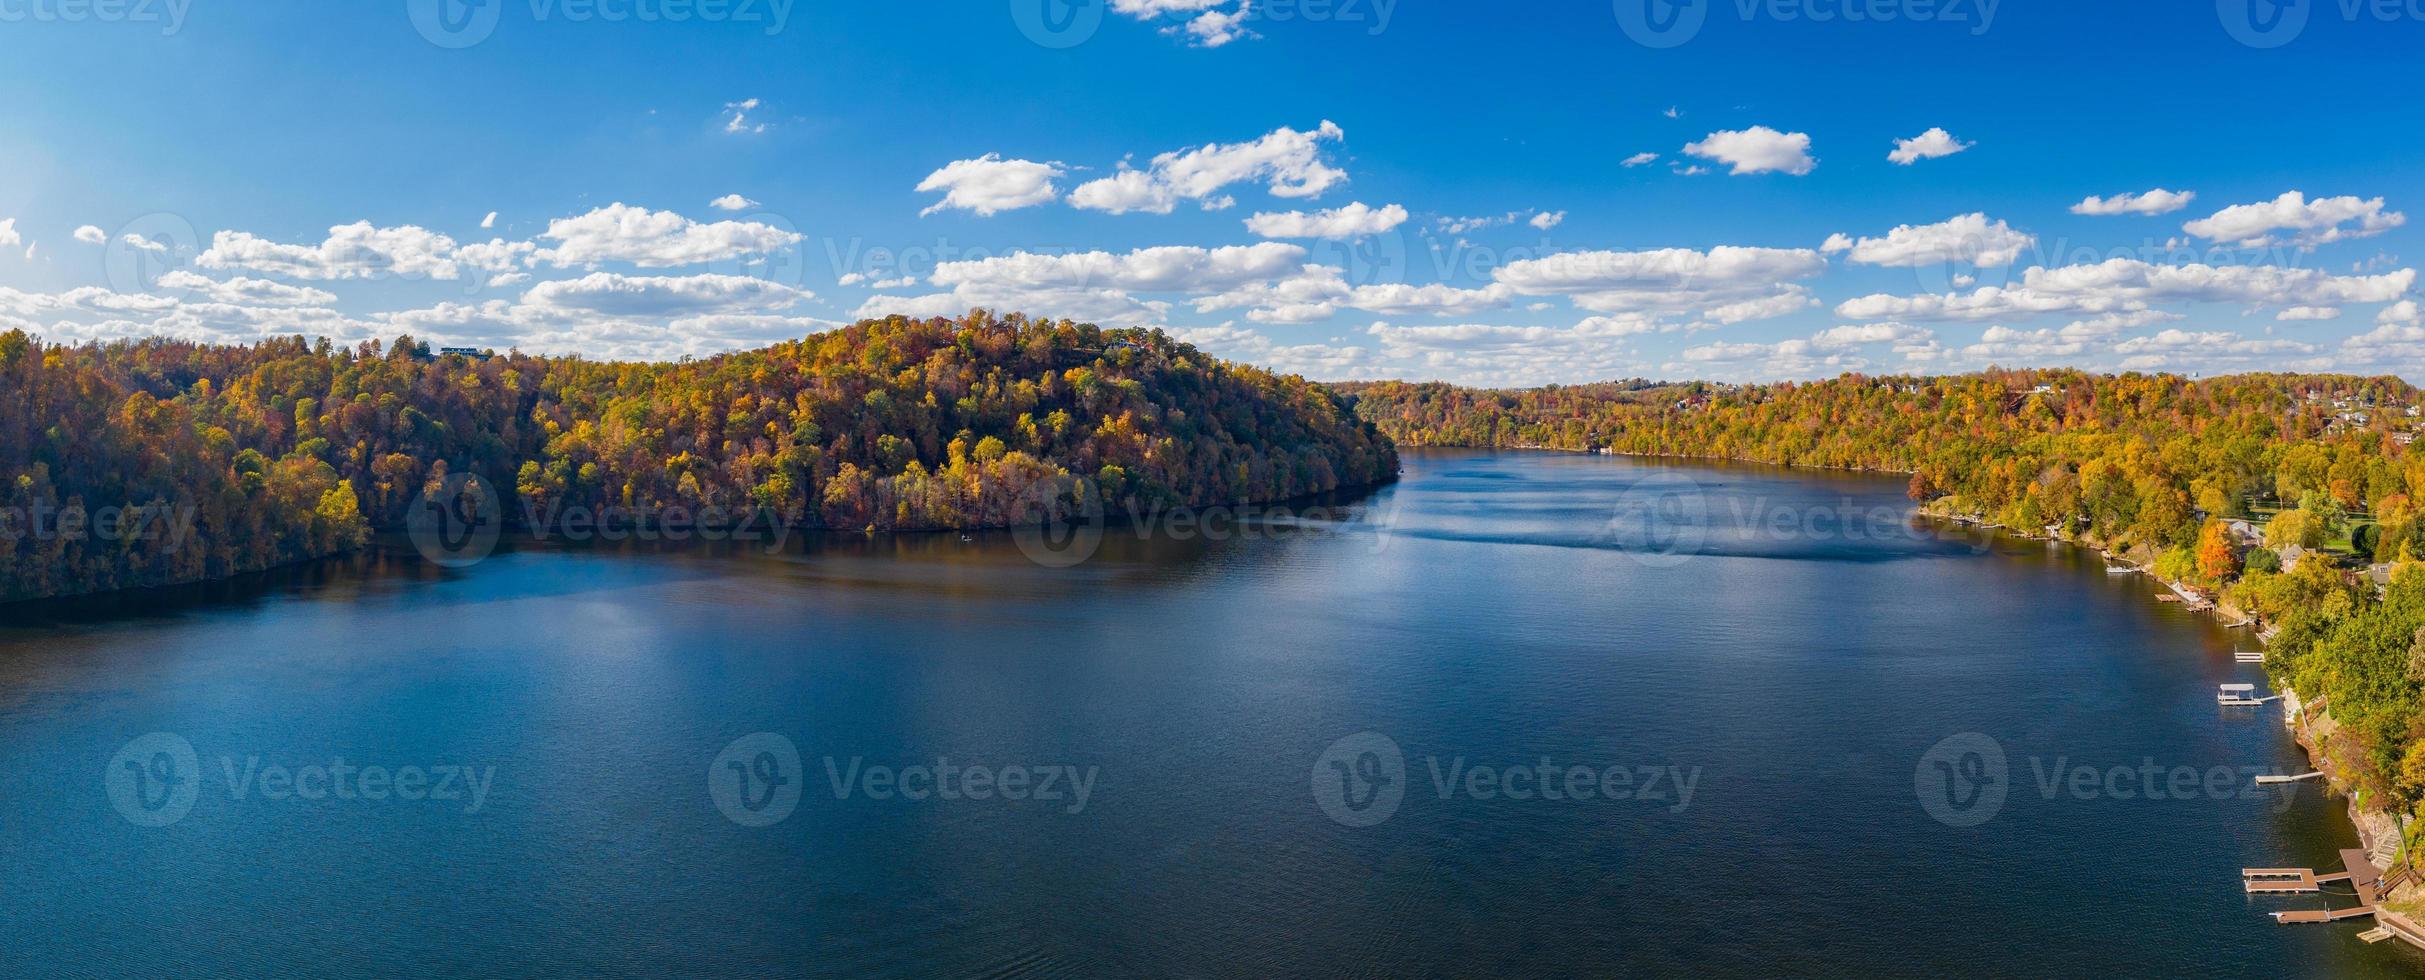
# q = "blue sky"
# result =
<box><xmin>0</xmin><ymin>0</ymin><xmax>2419</xmax><ymax>385</ymax></box>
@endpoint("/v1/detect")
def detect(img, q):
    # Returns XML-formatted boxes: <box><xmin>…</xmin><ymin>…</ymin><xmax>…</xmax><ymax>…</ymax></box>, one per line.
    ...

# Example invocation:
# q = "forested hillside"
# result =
<box><xmin>1345</xmin><ymin>370</ymin><xmax>2425</xmax><ymax>815</ymax></box>
<box><xmin>0</xmin><ymin>313</ymin><xmax>1396</xmax><ymax>602</ymax></box>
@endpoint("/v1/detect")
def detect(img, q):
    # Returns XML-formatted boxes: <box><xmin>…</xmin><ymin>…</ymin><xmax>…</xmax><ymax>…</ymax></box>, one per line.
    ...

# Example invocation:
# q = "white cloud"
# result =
<box><xmin>1067</xmin><ymin>121</ymin><xmax>1347</xmax><ymax>215</ymax></box>
<box><xmin>935</xmin><ymin>243</ymin><xmax>1305</xmax><ymax>294</ymax></box>
<box><xmin>2182</xmin><ymin>191</ymin><xmax>2405</xmax><ymax>248</ymax></box>
<box><xmin>523</xmin><ymin>272</ymin><xmax>810</xmax><ymax>317</ymax></box>
<box><xmin>1836</xmin><ymin>258</ymin><xmax>2415</xmax><ymax>322</ymax></box>
<box><xmin>73</xmin><ymin>225</ymin><xmax>107</xmax><ymax>245</ymax></box>
<box><xmin>722</xmin><ymin>98</ymin><xmax>767</xmax><ymax>135</ymax></box>
<box><xmin>480</xmin><ymin>211</ymin><xmax>498</xmax><ymax>229</ymax></box>
<box><xmin>1493</xmin><ymin>246</ymin><xmax>1827</xmax><ymax>320</ymax></box>
<box><xmin>1109</xmin><ymin>0</ymin><xmax>1257</xmax><ymax>46</ymax></box>
<box><xmin>1840</xmin><ymin>213</ymin><xmax>2036</xmax><ymax>268</ymax></box>
<box><xmin>0</xmin><ymin>219</ymin><xmax>21</xmax><ymax>251</ymax></box>
<box><xmin>198</xmin><ymin>222</ymin><xmax>469</xmax><ymax>280</ymax></box>
<box><xmin>2276</xmin><ymin>306</ymin><xmax>2340</xmax><ymax>321</ymax></box>
<box><xmin>1886</xmin><ymin>127</ymin><xmax>1972</xmax><ymax>165</ymax></box>
<box><xmin>2071</xmin><ymin>189</ymin><xmax>2195</xmax><ymax>216</ymax></box>
<box><xmin>916</xmin><ymin>155</ymin><xmax>1065</xmax><ymax>217</ymax></box>
<box><xmin>533</xmin><ymin>204</ymin><xmax>802</xmax><ymax>268</ymax></box>
<box><xmin>709</xmin><ymin>194</ymin><xmax>760</xmax><ymax>212</ymax></box>
<box><xmin>1529</xmin><ymin>210</ymin><xmax>1567</xmax><ymax>230</ymax></box>
<box><xmin>1682</xmin><ymin>126</ymin><xmax>1816</xmax><ymax>176</ymax></box>
<box><xmin>1243</xmin><ymin>202</ymin><xmax>1408</xmax><ymax>239</ymax></box>
<box><xmin>1621</xmin><ymin>152</ymin><xmax>1659</xmax><ymax>168</ymax></box>
<box><xmin>155</xmin><ymin>270</ymin><xmax>339</xmax><ymax>307</ymax></box>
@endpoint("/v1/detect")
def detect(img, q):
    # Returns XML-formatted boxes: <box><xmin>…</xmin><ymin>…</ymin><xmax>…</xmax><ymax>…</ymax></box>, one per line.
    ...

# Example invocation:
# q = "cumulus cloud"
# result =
<box><xmin>1836</xmin><ymin>258</ymin><xmax>2415</xmax><ymax>322</ymax></box>
<box><xmin>1110</xmin><ymin>0</ymin><xmax>1257</xmax><ymax>46</ymax></box>
<box><xmin>916</xmin><ymin>155</ymin><xmax>1065</xmax><ymax>217</ymax></box>
<box><xmin>533</xmin><ymin>204</ymin><xmax>801</xmax><ymax>268</ymax></box>
<box><xmin>1493</xmin><ymin>246</ymin><xmax>1827</xmax><ymax>320</ymax></box>
<box><xmin>198</xmin><ymin>222</ymin><xmax>470</xmax><ymax>280</ymax></box>
<box><xmin>709</xmin><ymin>194</ymin><xmax>760</xmax><ymax>212</ymax></box>
<box><xmin>2182</xmin><ymin>191</ymin><xmax>2405</xmax><ymax>248</ymax></box>
<box><xmin>73</xmin><ymin>225</ymin><xmax>108</xmax><ymax>245</ymax></box>
<box><xmin>522</xmin><ymin>272</ymin><xmax>811</xmax><ymax>317</ymax></box>
<box><xmin>155</xmin><ymin>270</ymin><xmax>339</xmax><ymax>307</ymax></box>
<box><xmin>1886</xmin><ymin>127</ymin><xmax>1971</xmax><ymax>165</ymax></box>
<box><xmin>1530</xmin><ymin>211</ymin><xmax>1567</xmax><ymax>230</ymax></box>
<box><xmin>1067</xmin><ymin>121</ymin><xmax>1347</xmax><ymax>215</ymax></box>
<box><xmin>1682</xmin><ymin>126</ymin><xmax>1816</xmax><ymax>176</ymax></box>
<box><xmin>1243</xmin><ymin>202</ymin><xmax>1408</xmax><ymax>239</ymax></box>
<box><xmin>1622</xmin><ymin>152</ymin><xmax>1659</xmax><ymax>168</ymax></box>
<box><xmin>2071</xmin><ymin>189</ymin><xmax>2195</xmax><ymax>216</ymax></box>
<box><xmin>1839</xmin><ymin>213</ymin><xmax>2036</xmax><ymax>268</ymax></box>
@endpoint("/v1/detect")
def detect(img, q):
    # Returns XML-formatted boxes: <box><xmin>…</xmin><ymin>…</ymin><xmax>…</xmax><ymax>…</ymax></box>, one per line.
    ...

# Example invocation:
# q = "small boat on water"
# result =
<box><xmin>2105</xmin><ymin>563</ymin><xmax>2136</xmax><ymax>575</ymax></box>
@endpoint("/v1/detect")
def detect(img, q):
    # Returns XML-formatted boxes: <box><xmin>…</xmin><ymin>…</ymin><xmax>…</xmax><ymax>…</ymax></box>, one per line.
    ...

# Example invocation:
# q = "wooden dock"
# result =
<box><xmin>2235</xmin><ymin>651</ymin><xmax>2267</xmax><ymax>663</ymax></box>
<box><xmin>2250</xmin><ymin>849</ymin><xmax>2386</xmax><ymax>924</ymax></box>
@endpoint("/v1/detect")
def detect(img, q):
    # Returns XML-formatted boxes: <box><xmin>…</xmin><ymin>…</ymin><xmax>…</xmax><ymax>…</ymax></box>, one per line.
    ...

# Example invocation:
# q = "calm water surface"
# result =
<box><xmin>1</xmin><ymin>449</ymin><xmax>2416</xmax><ymax>978</ymax></box>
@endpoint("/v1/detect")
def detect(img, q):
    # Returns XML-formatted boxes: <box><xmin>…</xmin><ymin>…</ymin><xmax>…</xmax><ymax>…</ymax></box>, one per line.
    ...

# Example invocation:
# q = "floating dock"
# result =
<box><xmin>2235</xmin><ymin>651</ymin><xmax>2267</xmax><ymax>663</ymax></box>
<box><xmin>2253</xmin><ymin>850</ymin><xmax>2388</xmax><ymax>924</ymax></box>
<box><xmin>2255</xmin><ymin>771</ymin><xmax>2326</xmax><ymax>785</ymax></box>
<box><xmin>2219</xmin><ymin>684</ymin><xmax>2281</xmax><ymax>706</ymax></box>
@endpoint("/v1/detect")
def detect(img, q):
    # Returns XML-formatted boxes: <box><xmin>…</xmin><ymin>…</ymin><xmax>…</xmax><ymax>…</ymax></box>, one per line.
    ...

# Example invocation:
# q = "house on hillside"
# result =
<box><xmin>2224</xmin><ymin>519</ymin><xmax>2264</xmax><ymax>547</ymax></box>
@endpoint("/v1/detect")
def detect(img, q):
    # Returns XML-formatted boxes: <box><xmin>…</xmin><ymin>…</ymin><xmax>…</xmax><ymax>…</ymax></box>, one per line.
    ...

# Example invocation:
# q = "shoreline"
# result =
<box><xmin>1418</xmin><ymin>439</ymin><xmax>2418</xmax><ymax>945</ymax></box>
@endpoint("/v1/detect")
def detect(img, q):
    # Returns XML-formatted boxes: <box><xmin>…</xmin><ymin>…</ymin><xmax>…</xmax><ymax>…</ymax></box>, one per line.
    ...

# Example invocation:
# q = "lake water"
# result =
<box><xmin>1</xmin><ymin>448</ymin><xmax>2416</xmax><ymax>978</ymax></box>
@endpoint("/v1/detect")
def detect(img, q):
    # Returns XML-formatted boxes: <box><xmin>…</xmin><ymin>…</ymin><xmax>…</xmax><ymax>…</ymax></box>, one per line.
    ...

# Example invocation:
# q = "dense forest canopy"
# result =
<box><xmin>1345</xmin><ymin>369</ymin><xmax>2425</xmax><ymax>817</ymax></box>
<box><xmin>0</xmin><ymin>313</ymin><xmax>1396</xmax><ymax>602</ymax></box>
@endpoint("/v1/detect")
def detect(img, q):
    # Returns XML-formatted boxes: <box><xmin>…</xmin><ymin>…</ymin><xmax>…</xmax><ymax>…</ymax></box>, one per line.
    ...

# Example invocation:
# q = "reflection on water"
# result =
<box><xmin>0</xmin><ymin>449</ymin><xmax>2417</xmax><ymax>978</ymax></box>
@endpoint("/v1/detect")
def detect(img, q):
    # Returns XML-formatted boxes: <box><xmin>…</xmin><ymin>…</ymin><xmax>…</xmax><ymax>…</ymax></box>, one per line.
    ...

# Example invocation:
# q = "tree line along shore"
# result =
<box><xmin>1344</xmin><ymin>370</ymin><xmax>2425</xmax><ymax>890</ymax></box>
